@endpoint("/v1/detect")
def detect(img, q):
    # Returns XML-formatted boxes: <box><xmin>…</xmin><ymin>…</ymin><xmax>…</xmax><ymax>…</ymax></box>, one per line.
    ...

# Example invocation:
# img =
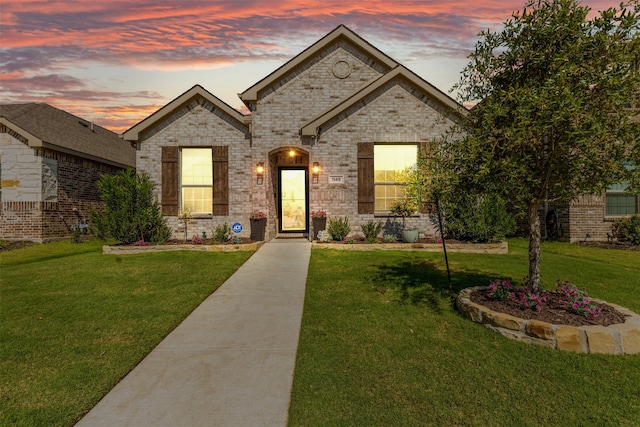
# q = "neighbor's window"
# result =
<box><xmin>181</xmin><ymin>148</ymin><xmax>212</xmax><ymax>215</ymax></box>
<box><xmin>606</xmin><ymin>182</ymin><xmax>638</xmax><ymax>216</ymax></box>
<box><xmin>374</xmin><ymin>144</ymin><xmax>418</xmax><ymax>211</ymax></box>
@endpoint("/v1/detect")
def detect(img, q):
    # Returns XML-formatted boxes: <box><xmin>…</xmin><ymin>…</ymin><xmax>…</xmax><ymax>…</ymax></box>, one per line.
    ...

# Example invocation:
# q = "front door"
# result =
<box><xmin>279</xmin><ymin>168</ymin><xmax>308</xmax><ymax>233</ymax></box>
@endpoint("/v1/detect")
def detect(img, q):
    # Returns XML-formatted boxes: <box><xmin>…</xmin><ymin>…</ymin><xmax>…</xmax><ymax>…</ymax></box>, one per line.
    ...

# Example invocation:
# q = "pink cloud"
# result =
<box><xmin>0</xmin><ymin>0</ymin><xmax>627</xmax><ymax>132</ymax></box>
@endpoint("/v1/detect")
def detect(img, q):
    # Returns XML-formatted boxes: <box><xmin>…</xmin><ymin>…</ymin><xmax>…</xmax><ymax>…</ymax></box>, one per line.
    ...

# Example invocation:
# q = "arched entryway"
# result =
<box><xmin>269</xmin><ymin>148</ymin><xmax>309</xmax><ymax>235</ymax></box>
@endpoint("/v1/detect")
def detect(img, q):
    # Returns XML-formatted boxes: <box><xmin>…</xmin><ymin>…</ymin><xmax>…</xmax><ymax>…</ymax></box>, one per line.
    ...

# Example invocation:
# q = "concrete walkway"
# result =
<box><xmin>77</xmin><ymin>239</ymin><xmax>311</xmax><ymax>427</ymax></box>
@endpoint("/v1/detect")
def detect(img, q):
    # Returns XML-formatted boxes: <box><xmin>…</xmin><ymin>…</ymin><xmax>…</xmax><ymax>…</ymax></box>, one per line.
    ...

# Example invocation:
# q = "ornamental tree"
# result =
<box><xmin>438</xmin><ymin>0</ymin><xmax>640</xmax><ymax>292</ymax></box>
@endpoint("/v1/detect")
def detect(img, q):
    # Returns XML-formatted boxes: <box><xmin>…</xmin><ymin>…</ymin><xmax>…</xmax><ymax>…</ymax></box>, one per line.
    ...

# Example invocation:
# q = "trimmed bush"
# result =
<box><xmin>90</xmin><ymin>169</ymin><xmax>171</xmax><ymax>244</ymax></box>
<box><xmin>615</xmin><ymin>215</ymin><xmax>640</xmax><ymax>245</ymax></box>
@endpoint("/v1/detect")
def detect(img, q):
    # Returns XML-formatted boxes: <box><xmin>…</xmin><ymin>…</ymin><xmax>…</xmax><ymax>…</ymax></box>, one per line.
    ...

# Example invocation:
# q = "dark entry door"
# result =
<box><xmin>279</xmin><ymin>168</ymin><xmax>308</xmax><ymax>233</ymax></box>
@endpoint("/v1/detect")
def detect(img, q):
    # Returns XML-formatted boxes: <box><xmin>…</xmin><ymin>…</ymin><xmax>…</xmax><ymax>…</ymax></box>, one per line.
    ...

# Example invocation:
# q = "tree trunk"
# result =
<box><xmin>528</xmin><ymin>202</ymin><xmax>542</xmax><ymax>293</ymax></box>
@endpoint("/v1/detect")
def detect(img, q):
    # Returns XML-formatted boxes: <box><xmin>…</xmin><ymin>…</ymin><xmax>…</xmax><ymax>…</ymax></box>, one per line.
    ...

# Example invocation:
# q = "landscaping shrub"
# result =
<box><xmin>327</xmin><ymin>216</ymin><xmax>351</xmax><ymax>241</ymax></box>
<box><xmin>90</xmin><ymin>169</ymin><xmax>171</xmax><ymax>244</ymax></box>
<box><xmin>444</xmin><ymin>193</ymin><xmax>515</xmax><ymax>242</ymax></box>
<box><xmin>361</xmin><ymin>220</ymin><xmax>383</xmax><ymax>243</ymax></box>
<box><xmin>614</xmin><ymin>215</ymin><xmax>640</xmax><ymax>245</ymax></box>
<box><xmin>213</xmin><ymin>223</ymin><xmax>232</xmax><ymax>242</ymax></box>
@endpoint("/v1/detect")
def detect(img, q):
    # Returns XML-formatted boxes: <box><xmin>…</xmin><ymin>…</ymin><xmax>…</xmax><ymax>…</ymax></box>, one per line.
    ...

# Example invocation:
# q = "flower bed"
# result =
<box><xmin>456</xmin><ymin>286</ymin><xmax>640</xmax><ymax>354</ymax></box>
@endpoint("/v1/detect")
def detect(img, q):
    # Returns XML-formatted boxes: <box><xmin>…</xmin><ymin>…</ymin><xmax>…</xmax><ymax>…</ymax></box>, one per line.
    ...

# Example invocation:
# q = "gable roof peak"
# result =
<box><xmin>239</xmin><ymin>24</ymin><xmax>398</xmax><ymax>105</ymax></box>
<box><xmin>123</xmin><ymin>84</ymin><xmax>248</xmax><ymax>141</ymax></box>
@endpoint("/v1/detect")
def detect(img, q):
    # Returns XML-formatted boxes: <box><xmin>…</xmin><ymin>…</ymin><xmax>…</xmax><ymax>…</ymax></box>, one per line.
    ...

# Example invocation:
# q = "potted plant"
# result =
<box><xmin>249</xmin><ymin>210</ymin><xmax>267</xmax><ymax>241</ymax></box>
<box><xmin>390</xmin><ymin>197</ymin><xmax>419</xmax><ymax>243</ymax></box>
<box><xmin>311</xmin><ymin>210</ymin><xmax>327</xmax><ymax>240</ymax></box>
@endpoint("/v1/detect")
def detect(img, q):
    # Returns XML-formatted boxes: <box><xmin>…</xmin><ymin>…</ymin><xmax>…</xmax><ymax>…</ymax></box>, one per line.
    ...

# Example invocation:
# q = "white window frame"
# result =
<box><xmin>373</xmin><ymin>144</ymin><xmax>418</xmax><ymax>212</ymax></box>
<box><xmin>181</xmin><ymin>148</ymin><xmax>213</xmax><ymax>216</ymax></box>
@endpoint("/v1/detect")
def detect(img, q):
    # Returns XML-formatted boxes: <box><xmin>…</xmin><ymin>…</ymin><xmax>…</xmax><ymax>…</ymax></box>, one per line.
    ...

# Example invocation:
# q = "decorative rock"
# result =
<box><xmin>526</xmin><ymin>320</ymin><xmax>556</xmax><ymax>339</ymax></box>
<box><xmin>608</xmin><ymin>322</ymin><xmax>640</xmax><ymax>354</ymax></box>
<box><xmin>556</xmin><ymin>326</ymin><xmax>585</xmax><ymax>353</ymax></box>
<box><xmin>103</xmin><ymin>241</ymin><xmax>263</xmax><ymax>254</ymax></box>
<box><xmin>487</xmin><ymin>312</ymin><xmax>526</xmax><ymax>332</ymax></box>
<box><xmin>456</xmin><ymin>286</ymin><xmax>640</xmax><ymax>355</ymax></box>
<box><xmin>584</xmin><ymin>326</ymin><xmax>620</xmax><ymax>354</ymax></box>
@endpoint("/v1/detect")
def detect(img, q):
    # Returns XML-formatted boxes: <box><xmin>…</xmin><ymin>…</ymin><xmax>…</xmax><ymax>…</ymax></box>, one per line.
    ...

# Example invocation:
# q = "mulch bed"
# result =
<box><xmin>470</xmin><ymin>288</ymin><xmax>628</xmax><ymax>327</ymax></box>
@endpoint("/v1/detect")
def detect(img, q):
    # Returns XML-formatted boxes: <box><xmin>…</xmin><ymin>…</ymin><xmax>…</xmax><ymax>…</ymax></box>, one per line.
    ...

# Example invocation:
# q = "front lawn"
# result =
<box><xmin>289</xmin><ymin>238</ymin><xmax>640</xmax><ymax>426</ymax></box>
<box><xmin>0</xmin><ymin>241</ymin><xmax>253</xmax><ymax>427</ymax></box>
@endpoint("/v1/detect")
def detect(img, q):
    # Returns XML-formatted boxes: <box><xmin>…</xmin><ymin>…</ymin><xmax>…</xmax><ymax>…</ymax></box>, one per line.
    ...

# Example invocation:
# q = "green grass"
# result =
<box><xmin>1</xmin><ymin>241</ymin><xmax>253</xmax><ymax>427</ymax></box>
<box><xmin>289</xmin><ymin>238</ymin><xmax>640</xmax><ymax>426</ymax></box>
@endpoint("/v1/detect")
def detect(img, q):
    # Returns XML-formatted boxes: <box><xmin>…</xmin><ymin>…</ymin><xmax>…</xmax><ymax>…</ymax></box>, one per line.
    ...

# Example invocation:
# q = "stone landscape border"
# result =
<box><xmin>456</xmin><ymin>286</ymin><xmax>640</xmax><ymax>355</ymax></box>
<box><xmin>312</xmin><ymin>241</ymin><xmax>508</xmax><ymax>254</ymax></box>
<box><xmin>103</xmin><ymin>241</ymin><xmax>264</xmax><ymax>254</ymax></box>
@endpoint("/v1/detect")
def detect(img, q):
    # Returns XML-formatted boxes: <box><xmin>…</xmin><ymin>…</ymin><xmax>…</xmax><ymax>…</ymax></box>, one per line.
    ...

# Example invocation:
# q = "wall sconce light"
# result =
<box><xmin>256</xmin><ymin>162</ymin><xmax>264</xmax><ymax>185</ymax></box>
<box><xmin>289</xmin><ymin>149</ymin><xmax>296</xmax><ymax>158</ymax></box>
<box><xmin>312</xmin><ymin>162</ymin><xmax>320</xmax><ymax>184</ymax></box>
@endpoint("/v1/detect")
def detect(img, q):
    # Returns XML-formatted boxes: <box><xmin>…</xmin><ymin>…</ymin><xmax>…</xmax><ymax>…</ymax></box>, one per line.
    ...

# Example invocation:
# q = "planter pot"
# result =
<box><xmin>401</xmin><ymin>229</ymin><xmax>419</xmax><ymax>243</ymax></box>
<box><xmin>312</xmin><ymin>217</ymin><xmax>327</xmax><ymax>240</ymax></box>
<box><xmin>250</xmin><ymin>219</ymin><xmax>267</xmax><ymax>241</ymax></box>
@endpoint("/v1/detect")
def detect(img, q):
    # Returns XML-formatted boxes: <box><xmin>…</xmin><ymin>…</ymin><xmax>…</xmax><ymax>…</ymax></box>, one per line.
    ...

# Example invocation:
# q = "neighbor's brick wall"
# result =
<box><xmin>513</xmin><ymin>196</ymin><xmax>619</xmax><ymax>242</ymax></box>
<box><xmin>136</xmin><ymin>105</ymin><xmax>252</xmax><ymax>239</ymax></box>
<box><xmin>568</xmin><ymin>194</ymin><xmax>616</xmax><ymax>242</ymax></box>
<box><xmin>1</xmin><ymin>129</ymin><xmax>124</xmax><ymax>241</ymax></box>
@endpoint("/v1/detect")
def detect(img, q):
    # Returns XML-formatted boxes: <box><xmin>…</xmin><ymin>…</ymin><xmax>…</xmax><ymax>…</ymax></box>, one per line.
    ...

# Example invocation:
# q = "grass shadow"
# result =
<box><xmin>373</xmin><ymin>257</ymin><xmax>493</xmax><ymax>310</ymax></box>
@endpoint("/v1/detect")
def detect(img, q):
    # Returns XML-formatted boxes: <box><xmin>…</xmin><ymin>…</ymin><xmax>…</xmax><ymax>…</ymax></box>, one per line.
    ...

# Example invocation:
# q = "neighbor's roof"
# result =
<box><xmin>0</xmin><ymin>103</ymin><xmax>135</xmax><ymax>168</ymax></box>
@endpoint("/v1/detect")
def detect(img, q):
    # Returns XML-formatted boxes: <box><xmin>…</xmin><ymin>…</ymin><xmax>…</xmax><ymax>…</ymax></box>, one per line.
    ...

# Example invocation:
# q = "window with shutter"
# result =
<box><xmin>373</xmin><ymin>144</ymin><xmax>418</xmax><ymax>211</ymax></box>
<box><xmin>181</xmin><ymin>148</ymin><xmax>213</xmax><ymax>215</ymax></box>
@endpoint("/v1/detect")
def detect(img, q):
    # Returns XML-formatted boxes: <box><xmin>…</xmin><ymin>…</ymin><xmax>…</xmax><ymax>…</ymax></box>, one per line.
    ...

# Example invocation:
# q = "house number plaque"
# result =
<box><xmin>329</xmin><ymin>175</ymin><xmax>344</xmax><ymax>184</ymax></box>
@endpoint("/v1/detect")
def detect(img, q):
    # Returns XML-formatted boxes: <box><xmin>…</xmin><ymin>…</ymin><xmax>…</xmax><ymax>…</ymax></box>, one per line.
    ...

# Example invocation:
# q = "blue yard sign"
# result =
<box><xmin>231</xmin><ymin>222</ymin><xmax>243</xmax><ymax>234</ymax></box>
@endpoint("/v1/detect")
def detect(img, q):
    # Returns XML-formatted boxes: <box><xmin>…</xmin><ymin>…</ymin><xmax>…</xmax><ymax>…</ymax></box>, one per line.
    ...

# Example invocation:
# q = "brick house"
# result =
<box><xmin>0</xmin><ymin>103</ymin><xmax>136</xmax><ymax>242</ymax></box>
<box><xmin>546</xmin><ymin>191</ymin><xmax>639</xmax><ymax>243</ymax></box>
<box><xmin>124</xmin><ymin>25</ymin><xmax>466</xmax><ymax>241</ymax></box>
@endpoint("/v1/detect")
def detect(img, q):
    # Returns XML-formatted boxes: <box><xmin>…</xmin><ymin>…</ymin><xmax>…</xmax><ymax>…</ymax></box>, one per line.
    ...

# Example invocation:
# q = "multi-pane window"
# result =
<box><xmin>606</xmin><ymin>182</ymin><xmax>638</xmax><ymax>216</ymax></box>
<box><xmin>181</xmin><ymin>148</ymin><xmax>212</xmax><ymax>215</ymax></box>
<box><xmin>374</xmin><ymin>144</ymin><xmax>418</xmax><ymax>211</ymax></box>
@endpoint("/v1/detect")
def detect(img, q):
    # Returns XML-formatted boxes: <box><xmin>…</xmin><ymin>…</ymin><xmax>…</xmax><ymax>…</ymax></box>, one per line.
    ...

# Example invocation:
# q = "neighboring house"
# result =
<box><xmin>0</xmin><ymin>103</ymin><xmax>136</xmax><ymax>242</ymax></box>
<box><xmin>124</xmin><ymin>25</ymin><xmax>466</xmax><ymax>241</ymax></box>
<box><xmin>549</xmin><ymin>189</ymin><xmax>639</xmax><ymax>243</ymax></box>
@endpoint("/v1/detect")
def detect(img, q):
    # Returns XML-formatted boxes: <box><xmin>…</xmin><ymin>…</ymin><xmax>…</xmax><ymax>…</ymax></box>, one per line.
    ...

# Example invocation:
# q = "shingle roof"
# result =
<box><xmin>0</xmin><ymin>103</ymin><xmax>135</xmax><ymax>168</ymax></box>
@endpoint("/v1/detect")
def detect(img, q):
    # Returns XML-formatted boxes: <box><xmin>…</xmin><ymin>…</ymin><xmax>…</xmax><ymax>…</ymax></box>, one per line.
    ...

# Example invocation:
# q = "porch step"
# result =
<box><xmin>276</xmin><ymin>233</ymin><xmax>308</xmax><ymax>239</ymax></box>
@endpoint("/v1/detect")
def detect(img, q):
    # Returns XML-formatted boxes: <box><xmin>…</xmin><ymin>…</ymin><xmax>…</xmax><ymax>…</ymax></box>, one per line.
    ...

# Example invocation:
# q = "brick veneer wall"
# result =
<box><xmin>250</xmin><ymin>46</ymin><xmax>460</xmax><ymax>239</ymax></box>
<box><xmin>1</xmin><ymin>131</ymin><xmax>125</xmax><ymax>241</ymax></box>
<box><xmin>513</xmin><ymin>196</ymin><xmax>624</xmax><ymax>243</ymax></box>
<box><xmin>136</xmin><ymin>105</ymin><xmax>251</xmax><ymax>239</ymax></box>
<box><xmin>568</xmin><ymin>194</ymin><xmax>617</xmax><ymax>242</ymax></box>
<box><xmin>137</xmin><ymin>44</ymin><xmax>464</xmax><ymax>241</ymax></box>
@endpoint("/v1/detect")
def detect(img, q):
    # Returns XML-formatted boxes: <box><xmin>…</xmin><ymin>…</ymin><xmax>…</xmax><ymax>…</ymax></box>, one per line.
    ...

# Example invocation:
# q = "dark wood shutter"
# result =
<box><xmin>161</xmin><ymin>146</ymin><xmax>179</xmax><ymax>215</ymax></box>
<box><xmin>357</xmin><ymin>142</ymin><xmax>374</xmax><ymax>214</ymax></box>
<box><xmin>212</xmin><ymin>146</ymin><xmax>229</xmax><ymax>216</ymax></box>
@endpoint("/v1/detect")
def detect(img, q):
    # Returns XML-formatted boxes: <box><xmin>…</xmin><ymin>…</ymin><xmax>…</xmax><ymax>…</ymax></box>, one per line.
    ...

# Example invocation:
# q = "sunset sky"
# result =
<box><xmin>0</xmin><ymin>0</ymin><xmax>619</xmax><ymax>133</ymax></box>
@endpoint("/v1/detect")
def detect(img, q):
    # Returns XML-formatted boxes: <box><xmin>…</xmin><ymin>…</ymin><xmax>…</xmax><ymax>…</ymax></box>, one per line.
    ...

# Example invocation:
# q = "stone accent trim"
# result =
<box><xmin>456</xmin><ymin>286</ymin><xmax>640</xmax><ymax>355</ymax></box>
<box><xmin>312</xmin><ymin>241</ymin><xmax>508</xmax><ymax>254</ymax></box>
<box><xmin>103</xmin><ymin>241</ymin><xmax>264</xmax><ymax>254</ymax></box>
